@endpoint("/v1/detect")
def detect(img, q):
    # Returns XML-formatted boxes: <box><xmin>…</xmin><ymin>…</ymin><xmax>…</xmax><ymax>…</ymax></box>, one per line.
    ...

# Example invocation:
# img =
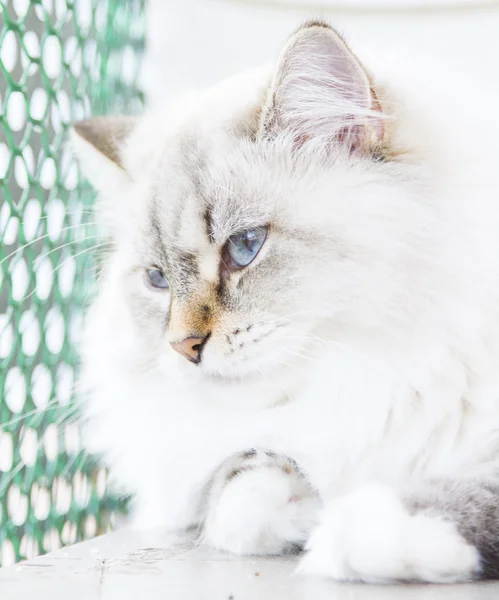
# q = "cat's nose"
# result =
<box><xmin>170</xmin><ymin>333</ymin><xmax>210</xmax><ymax>364</ymax></box>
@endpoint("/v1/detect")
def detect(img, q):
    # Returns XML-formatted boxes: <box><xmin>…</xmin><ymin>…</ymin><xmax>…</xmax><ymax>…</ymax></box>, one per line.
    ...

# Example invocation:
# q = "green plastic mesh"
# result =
<box><xmin>0</xmin><ymin>0</ymin><xmax>144</xmax><ymax>566</ymax></box>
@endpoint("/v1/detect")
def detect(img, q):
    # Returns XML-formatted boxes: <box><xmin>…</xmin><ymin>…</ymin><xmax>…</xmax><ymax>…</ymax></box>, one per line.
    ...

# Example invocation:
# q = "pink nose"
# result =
<box><xmin>170</xmin><ymin>334</ymin><xmax>210</xmax><ymax>364</ymax></box>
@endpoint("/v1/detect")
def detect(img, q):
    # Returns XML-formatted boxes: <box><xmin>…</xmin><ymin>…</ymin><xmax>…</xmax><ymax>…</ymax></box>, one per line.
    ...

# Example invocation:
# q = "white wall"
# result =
<box><xmin>141</xmin><ymin>0</ymin><xmax>499</xmax><ymax>105</ymax></box>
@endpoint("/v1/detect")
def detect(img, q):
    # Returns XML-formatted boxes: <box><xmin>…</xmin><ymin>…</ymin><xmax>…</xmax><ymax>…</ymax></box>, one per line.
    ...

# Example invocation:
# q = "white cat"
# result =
<box><xmin>72</xmin><ymin>21</ymin><xmax>499</xmax><ymax>583</ymax></box>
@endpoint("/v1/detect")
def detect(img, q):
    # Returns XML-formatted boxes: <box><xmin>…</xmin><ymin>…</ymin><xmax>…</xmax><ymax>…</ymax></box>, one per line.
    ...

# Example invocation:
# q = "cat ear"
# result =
<box><xmin>260</xmin><ymin>22</ymin><xmax>384</xmax><ymax>154</ymax></box>
<box><xmin>71</xmin><ymin>116</ymin><xmax>137</xmax><ymax>190</ymax></box>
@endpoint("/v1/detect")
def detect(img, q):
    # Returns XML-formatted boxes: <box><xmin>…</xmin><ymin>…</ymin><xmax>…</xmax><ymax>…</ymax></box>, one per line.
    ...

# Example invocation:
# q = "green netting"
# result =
<box><xmin>0</xmin><ymin>0</ymin><xmax>144</xmax><ymax>566</ymax></box>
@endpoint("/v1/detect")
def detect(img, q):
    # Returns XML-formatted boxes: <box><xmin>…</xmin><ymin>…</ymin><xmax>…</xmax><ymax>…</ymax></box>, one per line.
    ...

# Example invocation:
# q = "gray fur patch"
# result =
<box><xmin>404</xmin><ymin>479</ymin><xmax>499</xmax><ymax>579</ymax></box>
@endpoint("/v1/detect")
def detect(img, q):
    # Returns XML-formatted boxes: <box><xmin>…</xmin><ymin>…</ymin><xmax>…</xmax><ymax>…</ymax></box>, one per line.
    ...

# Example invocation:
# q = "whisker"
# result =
<box><xmin>255</xmin><ymin>310</ymin><xmax>315</xmax><ymax>328</ymax></box>
<box><xmin>0</xmin><ymin>222</ymin><xmax>98</xmax><ymax>267</ymax></box>
<box><xmin>0</xmin><ymin>461</ymin><xmax>25</xmax><ymax>496</ymax></box>
<box><xmin>16</xmin><ymin>212</ymin><xmax>96</xmax><ymax>230</ymax></box>
<box><xmin>17</xmin><ymin>241</ymin><xmax>112</xmax><ymax>304</ymax></box>
<box><xmin>0</xmin><ymin>401</ymin><xmax>77</xmax><ymax>428</ymax></box>
<box><xmin>281</xmin><ymin>347</ymin><xmax>321</xmax><ymax>365</ymax></box>
<box><xmin>33</xmin><ymin>234</ymin><xmax>100</xmax><ymax>266</ymax></box>
<box><xmin>60</xmin><ymin>450</ymin><xmax>88</xmax><ymax>478</ymax></box>
<box><xmin>301</xmin><ymin>331</ymin><xmax>359</xmax><ymax>354</ymax></box>
<box><xmin>0</xmin><ymin>403</ymin><xmax>83</xmax><ymax>497</ymax></box>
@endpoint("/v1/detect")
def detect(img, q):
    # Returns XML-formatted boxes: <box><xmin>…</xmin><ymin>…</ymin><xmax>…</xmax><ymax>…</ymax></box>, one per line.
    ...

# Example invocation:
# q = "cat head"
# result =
<box><xmin>73</xmin><ymin>22</ymin><xmax>420</xmax><ymax>382</ymax></box>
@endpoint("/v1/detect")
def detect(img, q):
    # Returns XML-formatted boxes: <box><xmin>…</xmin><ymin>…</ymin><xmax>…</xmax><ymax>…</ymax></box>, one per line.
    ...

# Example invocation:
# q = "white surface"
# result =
<box><xmin>2</xmin><ymin>529</ymin><xmax>499</xmax><ymax>599</ymax></box>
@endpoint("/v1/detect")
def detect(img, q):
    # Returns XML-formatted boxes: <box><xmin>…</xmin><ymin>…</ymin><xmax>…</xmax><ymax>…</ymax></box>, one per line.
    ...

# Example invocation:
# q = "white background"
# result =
<box><xmin>142</xmin><ymin>0</ymin><xmax>499</xmax><ymax>104</ymax></box>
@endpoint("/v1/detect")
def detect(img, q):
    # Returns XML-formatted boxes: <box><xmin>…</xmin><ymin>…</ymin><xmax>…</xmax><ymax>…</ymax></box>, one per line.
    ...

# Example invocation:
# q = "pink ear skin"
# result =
<box><xmin>260</xmin><ymin>21</ymin><xmax>385</xmax><ymax>156</ymax></box>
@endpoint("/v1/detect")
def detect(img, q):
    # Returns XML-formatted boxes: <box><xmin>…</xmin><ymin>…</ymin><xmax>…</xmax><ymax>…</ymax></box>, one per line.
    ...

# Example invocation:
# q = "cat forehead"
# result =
<box><xmin>141</xmin><ymin>136</ymin><xmax>278</xmax><ymax>289</ymax></box>
<box><xmin>148</xmin><ymin>132</ymin><xmax>277</xmax><ymax>250</ymax></box>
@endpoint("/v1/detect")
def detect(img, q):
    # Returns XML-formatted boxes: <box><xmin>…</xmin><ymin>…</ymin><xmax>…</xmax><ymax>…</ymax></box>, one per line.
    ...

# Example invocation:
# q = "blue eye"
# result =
<box><xmin>146</xmin><ymin>268</ymin><xmax>169</xmax><ymax>290</ymax></box>
<box><xmin>225</xmin><ymin>226</ymin><xmax>268</xmax><ymax>268</ymax></box>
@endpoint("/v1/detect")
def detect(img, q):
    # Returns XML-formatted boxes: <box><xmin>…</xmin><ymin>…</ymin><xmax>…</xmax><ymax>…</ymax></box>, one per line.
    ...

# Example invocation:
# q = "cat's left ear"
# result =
<box><xmin>259</xmin><ymin>22</ymin><xmax>384</xmax><ymax>155</ymax></box>
<box><xmin>71</xmin><ymin>116</ymin><xmax>137</xmax><ymax>191</ymax></box>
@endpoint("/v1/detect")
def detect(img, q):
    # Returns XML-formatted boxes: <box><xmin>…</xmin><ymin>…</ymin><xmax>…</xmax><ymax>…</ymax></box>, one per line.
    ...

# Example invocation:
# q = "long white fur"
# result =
<box><xmin>299</xmin><ymin>483</ymin><xmax>479</xmax><ymax>583</ymax></box>
<box><xmin>74</xmin><ymin>25</ymin><xmax>499</xmax><ymax>582</ymax></box>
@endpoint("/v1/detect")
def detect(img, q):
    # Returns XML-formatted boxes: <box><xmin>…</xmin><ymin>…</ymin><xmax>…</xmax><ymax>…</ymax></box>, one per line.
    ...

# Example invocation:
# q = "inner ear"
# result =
<box><xmin>259</xmin><ymin>21</ymin><xmax>384</xmax><ymax>154</ymax></box>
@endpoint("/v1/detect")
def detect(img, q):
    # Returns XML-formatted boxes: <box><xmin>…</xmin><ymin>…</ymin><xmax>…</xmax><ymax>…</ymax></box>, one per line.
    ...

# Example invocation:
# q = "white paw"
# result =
<box><xmin>298</xmin><ymin>483</ymin><xmax>479</xmax><ymax>583</ymax></box>
<box><xmin>204</xmin><ymin>466</ymin><xmax>319</xmax><ymax>555</ymax></box>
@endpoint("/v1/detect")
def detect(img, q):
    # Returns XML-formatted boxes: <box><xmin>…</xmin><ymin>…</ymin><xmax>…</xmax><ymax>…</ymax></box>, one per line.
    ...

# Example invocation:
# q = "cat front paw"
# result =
<box><xmin>298</xmin><ymin>483</ymin><xmax>479</xmax><ymax>584</ymax></box>
<box><xmin>204</xmin><ymin>450</ymin><xmax>320</xmax><ymax>555</ymax></box>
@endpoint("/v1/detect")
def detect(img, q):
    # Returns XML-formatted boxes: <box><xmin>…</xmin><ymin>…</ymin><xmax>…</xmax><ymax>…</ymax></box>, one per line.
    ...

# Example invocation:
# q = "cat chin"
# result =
<box><xmin>188</xmin><ymin>362</ymin><xmax>286</xmax><ymax>389</ymax></box>
<box><xmin>161</xmin><ymin>354</ymin><xmax>303</xmax><ymax>410</ymax></box>
<box><xmin>165</xmin><ymin>350</ymin><xmax>287</xmax><ymax>383</ymax></box>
